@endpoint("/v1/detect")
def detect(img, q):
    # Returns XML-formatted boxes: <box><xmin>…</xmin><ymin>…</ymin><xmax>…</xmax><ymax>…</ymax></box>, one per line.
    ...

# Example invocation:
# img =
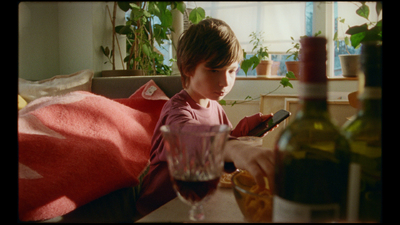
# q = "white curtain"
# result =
<box><xmin>185</xmin><ymin>1</ymin><xmax>306</xmax><ymax>53</ymax></box>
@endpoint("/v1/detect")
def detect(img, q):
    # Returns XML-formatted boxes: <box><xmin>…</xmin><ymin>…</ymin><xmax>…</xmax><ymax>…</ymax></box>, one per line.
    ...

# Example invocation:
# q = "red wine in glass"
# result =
<box><xmin>172</xmin><ymin>175</ymin><xmax>220</xmax><ymax>204</ymax></box>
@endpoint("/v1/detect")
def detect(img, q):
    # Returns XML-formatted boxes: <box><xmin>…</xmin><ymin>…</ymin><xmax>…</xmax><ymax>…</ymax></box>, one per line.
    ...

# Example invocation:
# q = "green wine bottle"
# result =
<box><xmin>342</xmin><ymin>42</ymin><xmax>382</xmax><ymax>222</ymax></box>
<box><xmin>272</xmin><ymin>37</ymin><xmax>350</xmax><ymax>222</ymax></box>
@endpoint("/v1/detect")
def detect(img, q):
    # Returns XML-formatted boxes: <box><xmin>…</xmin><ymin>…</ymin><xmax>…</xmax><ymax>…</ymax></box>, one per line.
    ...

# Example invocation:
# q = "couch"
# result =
<box><xmin>18</xmin><ymin>70</ymin><xmax>183</xmax><ymax>223</ymax></box>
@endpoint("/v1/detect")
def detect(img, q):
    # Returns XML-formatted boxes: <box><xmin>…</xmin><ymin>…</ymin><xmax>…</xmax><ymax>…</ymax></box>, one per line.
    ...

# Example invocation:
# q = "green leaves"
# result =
<box><xmin>112</xmin><ymin>2</ymin><xmax>207</xmax><ymax>74</ymax></box>
<box><xmin>160</xmin><ymin>9</ymin><xmax>173</xmax><ymax>28</ymax></box>
<box><xmin>286</xmin><ymin>36</ymin><xmax>301</xmax><ymax>60</ymax></box>
<box><xmin>375</xmin><ymin>2</ymin><xmax>382</xmax><ymax>17</ymax></box>
<box><xmin>241</xmin><ymin>31</ymin><xmax>269</xmax><ymax>75</ymax></box>
<box><xmin>174</xmin><ymin>1</ymin><xmax>186</xmax><ymax>14</ymax></box>
<box><xmin>101</xmin><ymin>46</ymin><xmax>110</xmax><ymax>56</ymax></box>
<box><xmin>189</xmin><ymin>7</ymin><xmax>205</xmax><ymax>24</ymax></box>
<box><xmin>117</xmin><ymin>1</ymin><xmax>130</xmax><ymax>12</ymax></box>
<box><xmin>286</xmin><ymin>71</ymin><xmax>296</xmax><ymax>79</ymax></box>
<box><xmin>115</xmin><ymin>25</ymin><xmax>132</xmax><ymax>35</ymax></box>
<box><xmin>280</xmin><ymin>71</ymin><xmax>295</xmax><ymax>89</ymax></box>
<box><xmin>345</xmin><ymin>20</ymin><xmax>382</xmax><ymax>48</ymax></box>
<box><xmin>356</xmin><ymin>4</ymin><xmax>369</xmax><ymax>20</ymax></box>
<box><xmin>280</xmin><ymin>78</ymin><xmax>292</xmax><ymax>88</ymax></box>
<box><xmin>346</xmin><ymin>23</ymin><xmax>368</xmax><ymax>35</ymax></box>
<box><xmin>128</xmin><ymin>3</ymin><xmax>151</xmax><ymax>22</ymax></box>
<box><xmin>218</xmin><ymin>99</ymin><xmax>226</xmax><ymax>106</ymax></box>
<box><xmin>240</xmin><ymin>60</ymin><xmax>252</xmax><ymax>76</ymax></box>
<box><xmin>101</xmin><ymin>46</ymin><xmax>113</xmax><ymax>64</ymax></box>
<box><xmin>142</xmin><ymin>44</ymin><xmax>151</xmax><ymax>57</ymax></box>
<box><xmin>257</xmin><ymin>47</ymin><xmax>269</xmax><ymax>61</ymax></box>
<box><xmin>250</xmin><ymin>31</ymin><xmax>265</xmax><ymax>53</ymax></box>
<box><xmin>240</xmin><ymin>55</ymin><xmax>259</xmax><ymax>75</ymax></box>
<box><xmin>313</xmin><ymin>30</ymin><xmax>322</xmax><ymax>37</ymax></box>
<box><xmin>335</xmin><ymin>2</ymin><xmax>382</xmax><ymax>49</ymax></box>
<box><xmin>147</xmin><ymin>1</ymin><xmax>160</xmax><ymax>15</ymax></box>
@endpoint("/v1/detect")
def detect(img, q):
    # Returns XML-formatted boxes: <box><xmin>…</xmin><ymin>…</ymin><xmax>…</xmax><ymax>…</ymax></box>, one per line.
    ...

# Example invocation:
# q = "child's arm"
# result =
<box><xmin>223</xmin><ymin>139</ymin><xmax>275</xmax><ymax>192</ymax></box>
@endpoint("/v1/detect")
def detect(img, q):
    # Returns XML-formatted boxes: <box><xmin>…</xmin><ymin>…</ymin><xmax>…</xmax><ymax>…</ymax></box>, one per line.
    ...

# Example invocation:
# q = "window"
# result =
<box><xmin>188</xmin><ymin>2</ymin><xmax>308</xmax><ymax>77</ymax></box>
<box><xmin>236</xmin><ymin>2</ymin><xmax>314</xmax><ymax>77</ymax></box>
<box><xmin>333</xmin><ymin>2</ymin><xmax>381</xmax><ymax>76</ymax></box>
<box><xmin>123</xmin><ymin>2</ymin><xmax>381</xmax><ymax>78</ymax></box>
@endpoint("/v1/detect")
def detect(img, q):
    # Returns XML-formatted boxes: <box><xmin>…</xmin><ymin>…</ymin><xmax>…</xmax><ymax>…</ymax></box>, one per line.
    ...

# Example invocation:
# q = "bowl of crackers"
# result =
<box><xmin>231</xmin><ymin>170</ymin><xmax>272</xmax><ymax>222</ymax></box>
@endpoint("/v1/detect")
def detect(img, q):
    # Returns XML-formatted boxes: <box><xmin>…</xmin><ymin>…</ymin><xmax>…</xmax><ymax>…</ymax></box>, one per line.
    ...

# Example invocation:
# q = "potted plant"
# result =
<box><xmin>285</xmin><ymin>31</ymin><xmax>321</xmax><ymax>79</ymax></box>
<box><xmin>285</xmin><ymin>36</ymin><xmax>300</xmax><ymax>79</ymax></box>
<box><xmin>101</xmin><ymin>2</ymin><xmax>206</xmax><ymax>77</ymax></box>
<box><xmin>333</xmin><ymin>2</ymin><xmax>382</xmax><ymax>77</ymax></box>
<box><xmin>333</xmin><ymin>16</ymin><xmax>361</xmax><ymax>78</ymax></box>
<box><xmin>240</xmin><ymin>31</ymin><xmax>272</xmax><ymax>77</ymax></box>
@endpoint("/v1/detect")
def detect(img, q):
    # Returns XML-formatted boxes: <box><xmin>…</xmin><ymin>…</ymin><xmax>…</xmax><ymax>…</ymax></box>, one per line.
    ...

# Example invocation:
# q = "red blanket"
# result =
<box><xmin>18</xmin><ymin>80</ymin><xmax>169</xmax><ymax>221</ymax></box>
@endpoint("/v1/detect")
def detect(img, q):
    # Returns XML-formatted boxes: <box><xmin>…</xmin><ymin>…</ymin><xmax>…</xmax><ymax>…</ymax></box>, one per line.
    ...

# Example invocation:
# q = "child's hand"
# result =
<box><xmin>259</xmin><ymin>113</ymin><xmax>279</xmax><ymax>137</ymax></box>
<box><xmin>260</xmin><ymin>113</ymin><xmax>273</xmax><ymax>122</ymax></box>
<box><xmin>231</xmin><ymin>112</ymin><xmax>278</xmax><ymax>137</ymax></box>
<box><xmin>223</xmin><ymin>140</ymin><xmax>275</xmax><ymax>193</ymax></box>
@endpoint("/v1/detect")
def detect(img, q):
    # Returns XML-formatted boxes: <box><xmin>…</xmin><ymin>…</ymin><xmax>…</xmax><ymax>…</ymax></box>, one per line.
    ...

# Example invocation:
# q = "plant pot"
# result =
<box><xmin>256</xmin><ymin>60</ymin><xmax>274</xmax><ymax>77</ymax></box>
<box><xmin>285</xmin><ymin>61</ymin><xmax>300</xmax><ymax>79</ymax></box>
<box><xmin>339</xmin><ymin>55</ymin><xmax>360</xmax><ymax>77</ymax></box>
<box><xmin>271</xmin><ymin>61</ymin><xmax>280</xmax><ymax>76</ymax></box>
<box><xmin>102</xmin><ymin>70</ymin><xmax>149</xmax><ymax>77</ymax></box>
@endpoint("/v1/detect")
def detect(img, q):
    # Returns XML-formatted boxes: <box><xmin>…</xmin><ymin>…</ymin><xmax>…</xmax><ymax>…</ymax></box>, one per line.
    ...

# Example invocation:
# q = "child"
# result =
<box><xmin>135</xmin><ymin>18</ymin><xmax>275</xmax><ymax>217</ymax></box>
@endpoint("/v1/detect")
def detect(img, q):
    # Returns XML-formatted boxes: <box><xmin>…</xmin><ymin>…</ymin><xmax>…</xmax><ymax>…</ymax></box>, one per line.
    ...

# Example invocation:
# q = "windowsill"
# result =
<box><xmin>236</xmin><ymin>75</ymin><xmax>358</xmax><ymax>81</ymax></box>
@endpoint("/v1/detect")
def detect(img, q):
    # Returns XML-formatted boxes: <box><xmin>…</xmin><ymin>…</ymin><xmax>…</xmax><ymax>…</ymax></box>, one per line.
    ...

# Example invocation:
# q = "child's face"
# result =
<box><xmin>185</xmin><ymin>61</ymin><xmax>239</xmax><ymax>107</ymax></box>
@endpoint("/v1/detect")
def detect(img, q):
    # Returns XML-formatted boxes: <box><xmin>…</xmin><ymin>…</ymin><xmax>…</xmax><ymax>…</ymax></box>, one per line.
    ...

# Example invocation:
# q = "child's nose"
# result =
<box><xmin>219</xmin><ymin>72</ymin><xmax>229</xmax><ymax>87</ymax></box>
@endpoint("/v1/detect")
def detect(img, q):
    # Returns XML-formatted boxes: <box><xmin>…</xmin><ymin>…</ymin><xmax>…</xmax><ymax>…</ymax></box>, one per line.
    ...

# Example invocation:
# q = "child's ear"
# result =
<box><xmin>181</xmin><ymin>72</ymin><xmax>191</xmax><ymax>89</ymax></box>
<box><xmin>184</xmin><ymin>70</ymin><xmax>194</xmax><ymax>77</ymax></box>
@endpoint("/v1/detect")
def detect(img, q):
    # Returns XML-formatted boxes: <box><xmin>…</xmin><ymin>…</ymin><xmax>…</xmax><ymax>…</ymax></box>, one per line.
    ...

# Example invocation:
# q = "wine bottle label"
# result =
<box><xmin>347</xmin><ymin>163</ymin><xmax>361</xmax><ymax>222</ymax></box>
<box><xmin>298</xmin><ymin>83</ymin><xmax>327</xmax><ymax>99</ymax></box>
<box><xmin>272</xmin><ymin>195</ymin><xmax>340</xmax><ymax>222</ymax></box>
<box><xmin>359</xmin><ymin>87</ymin><xmax>381</xmax><ymax>100</ymax></box>
<box><xmin>350</xmin><ymin>142</ymin><xmax>381</xmax><ymax>158</ymax></box>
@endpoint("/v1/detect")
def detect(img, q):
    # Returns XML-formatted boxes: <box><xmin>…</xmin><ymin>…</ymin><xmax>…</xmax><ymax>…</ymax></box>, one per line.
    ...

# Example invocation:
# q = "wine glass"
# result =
<box><xmin>160</xmin><ymin>124</ymin><xmax>230</xmax><ymax>221</ymax></box>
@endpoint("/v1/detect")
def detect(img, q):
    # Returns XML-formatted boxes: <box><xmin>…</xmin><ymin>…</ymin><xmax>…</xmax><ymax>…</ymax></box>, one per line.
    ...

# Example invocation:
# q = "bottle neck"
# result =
<box><xmin>297</xmin><ymin>82</ymin><xmax>328</xmax><ymax>117</ymax></box>
<box><xmin>357</xmin><ymin>53</ymin><xmax>382</xmax><ymax>118</ymax></box>
<box><xmin>300</xmin><ymin>99</ymin><xmax>328</xmax><ymax>116</ymax></box>
<box><xmin>297</xmin><ymin>37</ymin><xmax>328</xmax><ymax>118</ymax></box>
<box><xmin>357</xmin><ymin>87</ymin><xmax>382</xmax><ymax>118</ymax></box>
<box><xmin>357</xmin><ymin>42</ymin><xmax>381</xmax><ymax>118</ymax></box>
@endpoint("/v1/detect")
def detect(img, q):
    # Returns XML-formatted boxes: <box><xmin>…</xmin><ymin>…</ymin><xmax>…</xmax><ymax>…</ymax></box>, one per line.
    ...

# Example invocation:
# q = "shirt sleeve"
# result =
<box><xmin>165</xmin><ymin>107</ymin><xmax>201</xmax><ymax>125</ymax></box>
<box><xmin>135</xmin><ymin>161</ymin><xmax>176</xmax><ymax>217</ymax></box>
<box><xmin>230</xmin><ymin>112</ymin><xmax>263</xmax><ymax>137</ymax></box>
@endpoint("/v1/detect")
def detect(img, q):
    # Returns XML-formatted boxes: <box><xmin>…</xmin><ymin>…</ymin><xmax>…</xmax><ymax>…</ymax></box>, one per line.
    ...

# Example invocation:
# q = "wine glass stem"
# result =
<box><xmin>189</xmin><ymin>203</ymin><xmax>205</xmax><ymax>221</ymax></box>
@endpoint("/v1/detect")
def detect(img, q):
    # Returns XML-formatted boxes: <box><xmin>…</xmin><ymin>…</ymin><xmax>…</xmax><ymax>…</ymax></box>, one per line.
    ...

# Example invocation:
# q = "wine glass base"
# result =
<box><xmin>189</xmin><ymin>204</ymin><xmax>205</xmax><ymax>221</ymax></box>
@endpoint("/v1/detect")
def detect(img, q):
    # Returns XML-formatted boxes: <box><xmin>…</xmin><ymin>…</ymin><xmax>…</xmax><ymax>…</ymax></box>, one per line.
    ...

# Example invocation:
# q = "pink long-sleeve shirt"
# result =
<box><xmin>135</xmin><ymin>90</ymin><xmax>263</xmax><ymax>217</ymax></box>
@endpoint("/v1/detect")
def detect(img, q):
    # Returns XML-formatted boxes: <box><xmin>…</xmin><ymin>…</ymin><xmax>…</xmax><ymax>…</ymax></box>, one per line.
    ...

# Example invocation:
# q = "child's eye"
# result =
<box><xmin>229</xmin><ymin>68</ymin><xmax>239</xmax><ymax>74</ymax></box>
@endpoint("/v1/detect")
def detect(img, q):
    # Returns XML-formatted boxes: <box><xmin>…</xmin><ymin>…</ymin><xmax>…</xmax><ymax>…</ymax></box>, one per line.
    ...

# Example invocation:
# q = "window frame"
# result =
<box><xmin>312</xmin><ymin>1</ymin><xmax>335</xmax><ymax>78</ymax></box>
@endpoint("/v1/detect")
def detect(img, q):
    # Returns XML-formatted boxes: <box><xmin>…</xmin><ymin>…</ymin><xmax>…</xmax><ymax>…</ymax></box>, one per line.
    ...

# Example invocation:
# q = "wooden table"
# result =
<box><xmin>136</xmin><ymin>186</ymin><xmax>246</xmax><ymax>223</ymax></box>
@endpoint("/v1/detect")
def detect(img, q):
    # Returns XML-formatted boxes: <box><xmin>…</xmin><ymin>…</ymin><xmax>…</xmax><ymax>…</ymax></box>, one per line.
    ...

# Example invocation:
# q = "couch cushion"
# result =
<box><xmin>19</xmin><ymin>69</ymin><xmax>93</xmax><ymax>103</ymax></box>
<box><xmin>18</xmin><ymin>80</ymin><xmax>168</xmax><ymax>221</ymax></box>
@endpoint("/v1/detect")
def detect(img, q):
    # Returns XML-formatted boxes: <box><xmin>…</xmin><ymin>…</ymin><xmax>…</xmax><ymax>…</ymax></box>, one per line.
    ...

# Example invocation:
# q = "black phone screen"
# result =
<box><xmin>247</xmin><ymin>109</ymin><xmax>291</xmax><ymax>137</ymax></box>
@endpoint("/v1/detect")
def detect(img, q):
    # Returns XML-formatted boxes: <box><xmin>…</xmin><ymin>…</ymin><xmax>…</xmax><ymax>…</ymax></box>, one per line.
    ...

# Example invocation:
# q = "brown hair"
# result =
<box><xmin>176</xmin><ymin>18</ymin><xmax>243</xmax><ymax>88</ymax></box>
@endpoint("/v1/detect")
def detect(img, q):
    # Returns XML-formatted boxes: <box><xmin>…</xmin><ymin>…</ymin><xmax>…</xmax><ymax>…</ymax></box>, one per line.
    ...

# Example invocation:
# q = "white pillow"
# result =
<box><xmin>19</xmin><ymin>69</ymin><xmax>94</xmax><ymax>102</ymax></box>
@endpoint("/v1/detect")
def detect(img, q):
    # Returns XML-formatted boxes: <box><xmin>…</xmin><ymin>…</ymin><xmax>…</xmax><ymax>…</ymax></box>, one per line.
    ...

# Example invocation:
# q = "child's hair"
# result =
<box><xmin>177</xmin><ymin>18</ymin><xmax>243</xmax><ymax>89</ymax></box>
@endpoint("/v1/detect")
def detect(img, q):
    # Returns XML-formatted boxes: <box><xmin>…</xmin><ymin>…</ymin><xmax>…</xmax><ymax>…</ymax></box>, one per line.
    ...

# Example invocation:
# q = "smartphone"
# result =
<box><xmin>247</xmin><ymin>109</ymin><xmax>291</xmax><ymax>137</ymax></box>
